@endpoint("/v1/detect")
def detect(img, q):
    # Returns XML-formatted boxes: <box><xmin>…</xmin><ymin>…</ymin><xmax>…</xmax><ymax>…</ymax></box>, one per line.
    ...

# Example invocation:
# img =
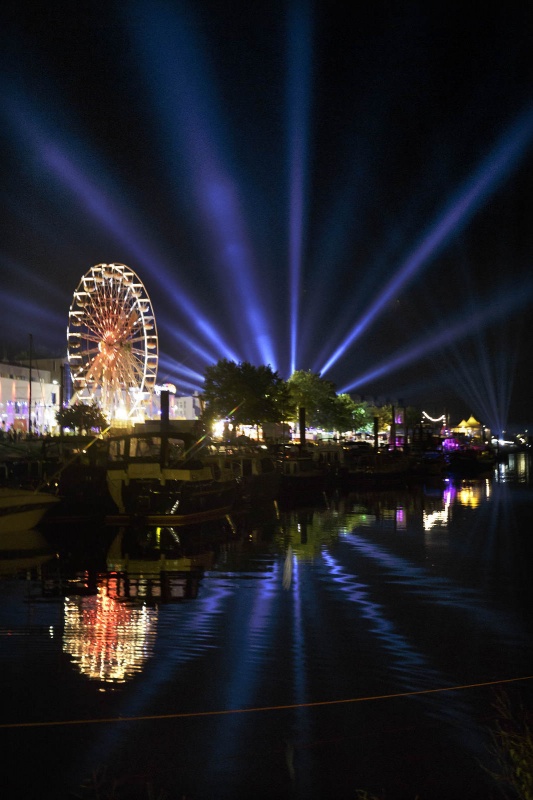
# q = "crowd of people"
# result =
<box><xmin>0</xmin><ymin>422</ymin><xmax>51</xmax><ymax>441</ymax></box>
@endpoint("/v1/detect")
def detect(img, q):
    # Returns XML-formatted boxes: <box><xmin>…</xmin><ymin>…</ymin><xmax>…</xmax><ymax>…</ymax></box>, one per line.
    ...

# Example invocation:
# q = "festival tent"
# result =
<box><xmin>452</xmin><ymin>416</ymin><xmax>482</xmax><ymax>434</ymax></box>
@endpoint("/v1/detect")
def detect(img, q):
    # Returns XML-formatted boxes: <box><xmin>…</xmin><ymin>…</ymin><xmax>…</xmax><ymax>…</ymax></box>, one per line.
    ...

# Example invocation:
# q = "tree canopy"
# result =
<box><xmin>201</xmin><ymin>359</ymin><xmax>291</xmax><ymax>427</ymax></box>
<box><xmin>56</xmin><ymin>401</ymin><xmax>109</xmax><ymax>434</ymax></box>
<box><xmin>328</xmin><ymin>393</ymin><xmax>371</xmax><ymax>433</ymax></box>
<box><xmin>287</xmin><ymin>370</ymin><xmax>339</xmax><ymax>429</ymax></box>
<box><xmin>200</xmin><ymin>360</ymin><xmax>412</xmax><ymax>438</ymax></box>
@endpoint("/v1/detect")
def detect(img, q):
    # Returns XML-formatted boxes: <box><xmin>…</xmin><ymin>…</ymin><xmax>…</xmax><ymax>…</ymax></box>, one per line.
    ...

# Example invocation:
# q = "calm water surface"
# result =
<box><xmin>1</xmin><ymin>452</ymin><xmax>532</xmax><ymax>799</ymax></box>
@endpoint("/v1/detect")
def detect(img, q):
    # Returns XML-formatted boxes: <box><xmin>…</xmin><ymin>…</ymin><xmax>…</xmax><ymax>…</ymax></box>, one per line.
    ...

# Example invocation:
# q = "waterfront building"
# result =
<box><xmin>0</xmin><ymin>358</ymin><xmax>203</xmax><ymax>436</ymax></box>
<box><xmin>0</xmin><ymin>358</ymin><xmax>61</xmax><ymax>435</ymax></box>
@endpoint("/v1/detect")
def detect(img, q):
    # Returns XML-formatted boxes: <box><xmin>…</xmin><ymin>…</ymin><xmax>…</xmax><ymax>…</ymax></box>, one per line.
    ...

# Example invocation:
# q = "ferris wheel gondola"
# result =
<box><xmin>67</xmin><ymin>263</ymin><xmax>158</xmax><ymax>421</ymax></box>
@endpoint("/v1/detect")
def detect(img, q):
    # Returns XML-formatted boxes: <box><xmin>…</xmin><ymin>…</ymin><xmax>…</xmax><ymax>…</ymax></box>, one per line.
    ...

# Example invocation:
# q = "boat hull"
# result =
<box><xmin>0</xmin><ymin>488</ymin><xmax>59</xmax><ymax>533</ymax></box>
<box><xmin>341</xmin><ymin>452</ymin><xmax>412</xmax><ymax>487</ymax></box>
<box><xmin>278</xmin><ymin>455</ymin><xmax>328</xmax><ymax>500</ymax></box>
<box><xmin>51</xmin><ymin>429</ymin><xmax>239</xmax><ymax>524</ymax></box>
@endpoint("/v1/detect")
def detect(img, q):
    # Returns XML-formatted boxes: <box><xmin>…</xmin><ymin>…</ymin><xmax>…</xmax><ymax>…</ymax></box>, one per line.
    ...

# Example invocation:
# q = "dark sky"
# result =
<box><xmin>1</xmin><ymin>0</ymin><xmax>533</xmax><ymax>429</ymax></box>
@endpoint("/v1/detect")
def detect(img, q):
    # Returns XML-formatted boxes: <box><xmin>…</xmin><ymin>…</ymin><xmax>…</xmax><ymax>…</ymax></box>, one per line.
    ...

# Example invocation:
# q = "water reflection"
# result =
<box><xmin>453</xmin><ymin>477</ymin><xmax>492</xmax><ymax>508</ymax></box>
<box><xmin>105</xmin><ymin>525</ymin><xmax>209</xmax><ymax>602</ymax></box>
<box><xmin>0</xmin><ymin>528</ymin><xmax>55</xmax><ymax>576</ymax></box>
<box><xmin>10</xmin><ymin>461</ymin><xmax>526</xmax><ymax>697</ymax></box>
<box><xmin>423</xmin><ymin>484</ymin><xmax>453</xmax><ymax>529</ymax></box>
<box><xmin>1</xmin><ymin>454</ymin><xmax>531</xmax><ymax>799</ymax></box>
<box><xmin>61</xmin><ymin>520</ymin><xmax>243</xmax><ymax>686</ymax></box>
<box><xmin>496</xmin><ymin>450</ymin><xmax>531</xmax><ymax>483</ymax></box>
<box><xmin>63</xmin><ymin>593</ymin><xmax>158</xmax><ymax>684</ymax></box>
<box><xmin>276</xmin><ymin>506</ymin><xmax>341</xmax><ymax>559</ymax></box>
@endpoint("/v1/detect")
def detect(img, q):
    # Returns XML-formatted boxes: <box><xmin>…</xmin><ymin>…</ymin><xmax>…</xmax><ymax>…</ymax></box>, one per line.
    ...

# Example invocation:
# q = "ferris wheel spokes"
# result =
<box><xmin>67</xmin><ymin>263</ymin><xmax>158</xmax><ymax>422</ymax></box>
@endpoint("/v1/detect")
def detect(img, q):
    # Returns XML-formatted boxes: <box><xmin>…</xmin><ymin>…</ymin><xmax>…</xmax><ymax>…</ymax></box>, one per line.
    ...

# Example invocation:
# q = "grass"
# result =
<box><xmin>483</xmin><ymin>688</ymin><xmax>533</xmax><ymax>800</ymax></box>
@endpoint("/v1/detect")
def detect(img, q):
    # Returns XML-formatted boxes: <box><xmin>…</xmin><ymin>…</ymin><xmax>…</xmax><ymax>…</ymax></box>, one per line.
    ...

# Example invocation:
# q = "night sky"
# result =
<box><xmin>2</xmin><ymin>1</ymin><xmax>533</xmax><ymax>430</ymax></box>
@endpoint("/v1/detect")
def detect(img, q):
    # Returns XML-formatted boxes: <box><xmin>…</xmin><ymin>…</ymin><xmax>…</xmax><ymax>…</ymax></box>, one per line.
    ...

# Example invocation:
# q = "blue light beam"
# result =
<box><xmin>4</xmin><ymin>90</ymin><xmax>239</xmax><ymax>364</ymax></box>
<box><xmin>286</xmin><ymin>0</ymin><xmax>313</xmax><ymax>375</ymax></box>
<box><xmin>320</xmin><ymin>105</ymin><xmax>533</xmax><ymax>376</ymax></box>
<box><xmin>445</xmin><ymin>324</ymin><xmax>521</xmax><ymax>436</ymax></box>
<box><xmin>130</xmin><ymin>0</ymin><xmax>277</xmax><ymax>368</ymax></box>
<box><xmin>339</xmin><ymin>278</ymin><xmax>533</xmax><ymax>393</ymax></box>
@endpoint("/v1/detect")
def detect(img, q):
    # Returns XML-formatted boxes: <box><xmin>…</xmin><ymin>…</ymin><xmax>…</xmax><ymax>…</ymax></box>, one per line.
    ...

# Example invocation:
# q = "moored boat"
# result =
<box><xmin>312</xmin><ymin>440</ymin><xmax>348</xmax><ymax>487</ymax></box>
<box><xmin>103</xmin><ymin>429</ymin><xmax>239</xmax><ymax>525</ymax></box>
<box><xmin>0</xmin><ymin>487</ymin><xmax>60</xmax><ymax>533</ymax></box>
<box><xmin>206</xmin><ymin>444</ymin><xmax>281</xmax><ymax>505</ymax></box>
<box><xmin>445</xmin><ymin>445</ymin><xmax>496</xmax><ymax>476</ymax></box>
<box><xmin>407</xmin><ymin>449</ymin><xmax>447</xmax><ymax>481</ymax></box>
<box><xmin>276</xmin><ymin>445</ymin><xmax>329</xmax><ymax>499</ymax></box>
<box><xmin>342</xmin><ymin>449</ymin><xmax>412</xmax><ymax>487</ymax></box>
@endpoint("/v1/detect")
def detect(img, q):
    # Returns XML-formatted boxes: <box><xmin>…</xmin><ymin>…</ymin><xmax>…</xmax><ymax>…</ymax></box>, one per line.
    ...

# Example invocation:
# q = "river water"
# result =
<box><xmin>1</xmin><ymin>452</ymin><xmax>532</xmax><ymax>799</ymax></box>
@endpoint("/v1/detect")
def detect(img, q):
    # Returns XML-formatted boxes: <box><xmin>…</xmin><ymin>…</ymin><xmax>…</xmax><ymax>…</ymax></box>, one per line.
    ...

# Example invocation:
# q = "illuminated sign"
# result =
<box><xmin>154</xmin><ymin>383</ymin><xmax>177</xmax><ymax>395</ymax></box>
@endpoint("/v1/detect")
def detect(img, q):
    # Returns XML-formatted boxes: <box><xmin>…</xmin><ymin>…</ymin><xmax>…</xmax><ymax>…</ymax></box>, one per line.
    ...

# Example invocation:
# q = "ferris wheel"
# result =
<box><xmin>67</xmin><ymin>263</ymin><xmax>158</xmax><ymax>421</ymax></box>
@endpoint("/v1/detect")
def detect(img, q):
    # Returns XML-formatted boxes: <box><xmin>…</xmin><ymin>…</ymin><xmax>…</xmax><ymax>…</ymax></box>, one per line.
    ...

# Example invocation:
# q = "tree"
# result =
<box><xmin>366</xmin><ymin>403</ymin><xmax>392</xmax><ymax>433</ymax></box>
<box><xmin>287</xmin><ymin>370</ymin><xmax>338</xmax><ymax>429</ymax></box>
<box><xmin>201</xmin><ymin>359</ymin><xmax>291</xmax><ymax>431</ymax></box>
<box><xmin>328</xmin><ymin>393</ymin><xmax>372</xmax><ymax>434</ymax></box>
<box><xmin>56</xmin><ymin>401</ymin><xmax>109</xmax><ymax>434</ymax></box>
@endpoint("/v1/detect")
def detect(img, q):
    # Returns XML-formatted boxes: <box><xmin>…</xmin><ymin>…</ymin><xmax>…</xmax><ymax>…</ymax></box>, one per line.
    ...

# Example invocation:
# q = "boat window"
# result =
<box><xmin>167</xmin><ymin>441</ymin><xmax>185</xmax><ymax>464</ymax></box>
<box><xmin>108</xmin><ymin>439</ymin><xmax>126</xmax><ymax>461</ymax></box>
<box><xmin>130</xmin><ymin>437</ymin><xmax>161</xmax><ymax>460</ymax></box>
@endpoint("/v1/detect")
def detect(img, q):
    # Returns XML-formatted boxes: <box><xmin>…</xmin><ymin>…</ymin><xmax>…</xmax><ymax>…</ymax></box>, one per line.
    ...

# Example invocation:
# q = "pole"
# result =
<box><xmin>299</xmin><ymin>407</ymin><xmax>306</xmax><ymax>450</ymax></box>
<box><xmin>60</xmin><ymin>364</ymin><xmax>65</xmax><ymax>435</ymax></box>
<box><xmin>160</xmin><ymin>389</ymin><xmax>170</xmax><ymax>467</ymax></box>
<box><xmin>28</xmin><ymin>333</ymin><xmax>33</xmax><ymax>436</ymax></box>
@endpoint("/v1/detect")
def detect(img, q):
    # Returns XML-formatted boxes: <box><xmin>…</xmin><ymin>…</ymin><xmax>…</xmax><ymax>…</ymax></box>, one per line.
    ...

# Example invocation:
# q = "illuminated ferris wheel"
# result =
<box><xmin>67</xmin><ymin>263</ymin><xmax>158</xmax><ymax>421</ymax></box>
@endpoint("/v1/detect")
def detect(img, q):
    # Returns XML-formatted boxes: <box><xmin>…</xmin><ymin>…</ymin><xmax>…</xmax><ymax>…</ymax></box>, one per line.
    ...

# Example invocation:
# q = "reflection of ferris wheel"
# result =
<box><xmin>67</xmin><ymin>263</ymin><xmax>158</xmax><ymax>421</ymax></box>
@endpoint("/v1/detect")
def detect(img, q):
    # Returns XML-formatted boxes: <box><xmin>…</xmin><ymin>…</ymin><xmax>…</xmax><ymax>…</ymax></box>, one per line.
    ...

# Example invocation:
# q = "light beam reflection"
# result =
<box><xmin>320</xmin><ymin>549</ymin><xmax>478</xmax><ymax>740</ymax></box>
<box><xmin>344</xmin><ymin>534</ymin><xmax>521</xmax><ymax>637</ymax></box>
<box><xmin>200</xmin><ymin>564</ymin><xmax>282</xmax><ymax>785</ymax></box>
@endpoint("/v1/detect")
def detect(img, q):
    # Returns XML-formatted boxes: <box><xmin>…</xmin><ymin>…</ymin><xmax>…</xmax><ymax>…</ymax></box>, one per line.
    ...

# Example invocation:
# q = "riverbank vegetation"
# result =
<box><xmin>200</xmin><ymin>359</ymin><xmax>420</xmax><ymax>439</ymax></box>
